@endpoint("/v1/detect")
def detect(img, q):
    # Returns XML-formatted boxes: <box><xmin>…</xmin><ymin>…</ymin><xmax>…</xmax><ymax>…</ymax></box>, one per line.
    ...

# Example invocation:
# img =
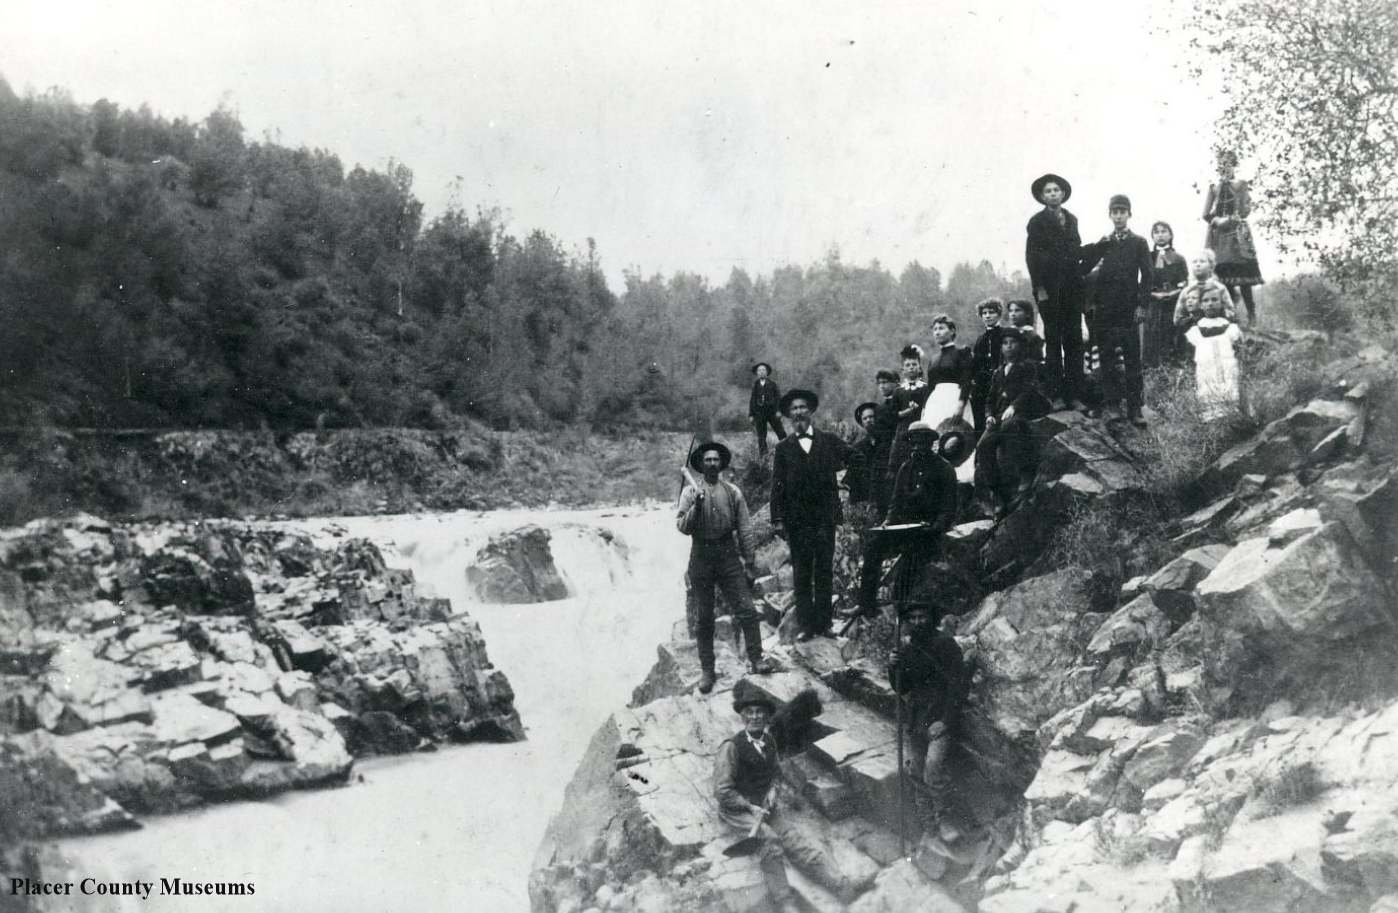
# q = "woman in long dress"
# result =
<box><xmin>1203</xmin><ymin>150</ymin><xmax>1264</xmax><ymax>325</ymax></box>
<box><xmin>921</xmin><ymin>315</ymin><xmax>975</xmax><ymax>482</ymax></box>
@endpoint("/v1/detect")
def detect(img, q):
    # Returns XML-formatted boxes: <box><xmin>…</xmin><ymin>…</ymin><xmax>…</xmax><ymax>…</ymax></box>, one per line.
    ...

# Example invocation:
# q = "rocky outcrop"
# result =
<box><xmin>0</xmin><ymin>516</ymin><xmax>521</xmax><ymax>839</ymax></box>
<box><xmin>467</xmin><ymin>525</ymin><xmax>569</xmax><ymax>603</ymax></box>
<box><xmin>536</xmin><ymin>335</ymin><xmax>1398</xmax><ymax>913</ymax></box>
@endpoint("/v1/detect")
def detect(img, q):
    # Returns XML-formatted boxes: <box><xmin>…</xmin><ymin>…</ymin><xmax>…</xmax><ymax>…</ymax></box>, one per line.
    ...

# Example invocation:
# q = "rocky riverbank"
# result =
<box><xmin>0</xmin><ymin>514</ymin><xmax>522</xmax><ymax>859</ymax></box>
<box><xmin>529</xmin><ymin>336</ymin><xmax>1398</xmax><ymax>912</ymax></box>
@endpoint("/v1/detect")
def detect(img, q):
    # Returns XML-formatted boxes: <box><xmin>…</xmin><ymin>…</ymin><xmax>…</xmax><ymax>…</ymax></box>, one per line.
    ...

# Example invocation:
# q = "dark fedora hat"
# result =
<box><xmin>936</xmin><ymin>416</ymin><xmax>975</xmax><ymax>467</ymax></box>
<box><xmin>779</xmin><ymin>388</ymin><xmax>819</xmax><ymax>415</ymax></box>
<box><xmin>732</xmin><ymin>678</ymin><xmax>777</xmax><ymax>714</ymax></box>
<box><xmin>751</xmin><ymin>362</ymin><xmax>774</xmax><ymax>375</ymax></box>
<box><xmin>855</xmin><ymin>401</ymin><xmax>879</xmax><ymax>422</ymax></box>
<box><xmin>689</xmin><ymin>441</ymin><xmax>732</xmax><ymax>472</ymax></box>
<box><xmin>1031</xmin><ymin>173</ymin><xmax>1072</xmax><ymax>203</ymax></box>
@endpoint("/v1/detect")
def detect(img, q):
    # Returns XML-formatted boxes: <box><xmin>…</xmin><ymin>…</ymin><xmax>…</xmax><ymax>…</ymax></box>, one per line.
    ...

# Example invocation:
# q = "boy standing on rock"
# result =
<box><xmin>678</xmin><ymin>442</ymin><xmax>777</xmax><ymax>695</ymax></box>
<box><xmin>748</xmin><ymin>363</ymin><xmax>786</xmax><ymax>458</ymax></box>
<box><xmin>1080</xmin><ymin>194</ymin><xmax>1154</xmax><ymax>426</ymax></box>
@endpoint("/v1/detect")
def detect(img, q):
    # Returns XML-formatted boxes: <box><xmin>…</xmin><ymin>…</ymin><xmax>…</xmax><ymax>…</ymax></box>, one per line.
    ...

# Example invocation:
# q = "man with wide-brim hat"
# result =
<box><xmin>714</xmin><ymin>679</ymin><xmax>854</xmax><ymax>909</ymax></box>
<box><xmin>678</xmin><ymin>442</ymin><xmax>776</xmax><ymax>695</ymax></box>
<box><xmin>749</xmin><ymin>362</ymin><xmax>786</xmax><ymax>458</ymax></box>
<box><xmin>846</xmin><ymin>401</ymin><xmax>881</xmax><ymax>506</ymax></box>
<box><xmin>770</xmin><ymin>388</ymin><xmax>851</xmax><ymax>641</ymax></box>
<box><xmin>1026</xmin><ymin>171</ymin><xmax>1088</xmax><ymax>413</ymax></box>
<box><xmin>854</xmin><ymin>419</ymin><xmax>959</xmax><ymax>618</ymax></box>
<box><xmin>888</xmin><ymin>601</ymin><xmax>970</xmax><ymax>842</ymax></box>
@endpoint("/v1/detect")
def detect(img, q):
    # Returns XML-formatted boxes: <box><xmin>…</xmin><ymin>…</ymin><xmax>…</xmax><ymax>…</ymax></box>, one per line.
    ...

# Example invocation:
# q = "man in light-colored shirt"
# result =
<box><xmin>678</xmin><ymin>442</ymin><xmax>775</xmax><ymax>694</ymax></box>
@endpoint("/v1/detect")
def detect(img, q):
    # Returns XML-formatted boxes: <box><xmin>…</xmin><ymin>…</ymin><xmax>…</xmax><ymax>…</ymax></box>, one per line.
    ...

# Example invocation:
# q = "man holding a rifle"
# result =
<box><xmin>678</xmin><ymin>441</ymin><xmax>777</xmax><ymax>695</ymax></box>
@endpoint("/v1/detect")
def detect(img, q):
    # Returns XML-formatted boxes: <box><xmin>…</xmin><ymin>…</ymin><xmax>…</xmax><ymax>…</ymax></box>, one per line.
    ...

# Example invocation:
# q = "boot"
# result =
<box><xmin>749</xmin><ymin>656</ymin><xmax>778</xmax><ymax>675</ymax></box>
<box><xmin>1128</xmin><ymin>406</ymin><xmax>1148</xmax><ymax>428</ymax></box>
<box><xmin>698</xmin><ymin>669</ymin><xmax>717</xmax><ymax>694</ymax></box>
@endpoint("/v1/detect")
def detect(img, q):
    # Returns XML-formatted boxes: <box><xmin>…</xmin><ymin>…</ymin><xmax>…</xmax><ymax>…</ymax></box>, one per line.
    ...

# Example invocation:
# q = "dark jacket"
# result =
<box><xmin>1081</xmin><ymin>231</ymin><xmax>1154</xmax><ymax>321</ymax></box>
<box><xmin>847</xmin><ymin>434</ymin><xmax>878</xmax><ymax>504</ymax></box>
<box><xmin>884</xmin><ymin>449</ymin><xmax>959</xmax><ymax>533</ymax></box>
<box><xmin>749</xmin><ymin>379</ymin><xmax>781</xmax><ymax>418</ymax></box>
<box><xmin>987</xmin><ymin>360</ymin><xmax>1048</xmax><ymax>421</ymax></box>
<box><xmin>888</xmin><ymin>627</ymin><xmax>970</xmax><ymax>732</ymax></box>
<box><xmin>771</xmin><ymin>429</ymin><xmax>849</xmax><ymax>528</ymax></box>
<box><xmin>969</xmin><ymin>327</ymin><xmax>1005</xmax><ymax>397</ymax></box>
<box><xmin>1026</xmin><ymin>207</ymin><xmax>1085</xmax><ymax>296</ymax></box>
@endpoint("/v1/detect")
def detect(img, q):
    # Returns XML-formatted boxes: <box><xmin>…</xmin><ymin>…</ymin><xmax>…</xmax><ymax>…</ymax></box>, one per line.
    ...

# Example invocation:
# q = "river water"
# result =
<box><xmin>57</xmin><ymin>505</ymin><xmax>688</xmax><ymax>913</ymax></box>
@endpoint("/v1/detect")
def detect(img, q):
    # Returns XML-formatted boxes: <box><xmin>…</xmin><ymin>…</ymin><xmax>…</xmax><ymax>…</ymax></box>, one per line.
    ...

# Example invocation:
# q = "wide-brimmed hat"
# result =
<box><xmin>855</xmin><ymin>402</ymin><xmax>879</xmax><ymax>422</ymax></box>
<box><xmin>689</xmin><ymin>441</ymin><xmax>732</xmax><ymax>472</ymax></box>
<box><xmin>1032</xmin><ymin>173</ymin><xmax>1072</xmax><ymax>203</ymax></box>
<box><xmin>935</xmin><ymin>417</ymin><xmax>974</xmax><ymax>467</ymax></box>
<box><xmin>779</xmin><ymin>388</ymin><xmax>819</xmax><ymax>415</ymax></box>
<box><xmin>751</xmin><ymin>362</ymin><xmax>773</xmax><ymax>375</ymax></box>
<box><xmin>732</xmin><ymin>678</ymin><xmax>777</xmax><ymax>714</ymax></box>
<box><xmin>905</xmin><ymin>419</ymin><xmax>939</xmax><ymax>443</ymax></box>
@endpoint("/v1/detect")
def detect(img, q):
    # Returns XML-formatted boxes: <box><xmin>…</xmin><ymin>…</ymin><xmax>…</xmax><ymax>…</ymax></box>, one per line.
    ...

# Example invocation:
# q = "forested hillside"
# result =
<box><xmin>0</xmin><ymin>79</ymin><xmax>1028</xmax><ymax>433</ymax></box>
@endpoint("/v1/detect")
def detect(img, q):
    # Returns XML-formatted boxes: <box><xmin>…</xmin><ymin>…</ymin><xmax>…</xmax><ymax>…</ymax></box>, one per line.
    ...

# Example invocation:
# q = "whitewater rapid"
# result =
<box><xmin>57</xmin><ymin>504</ymin><xmax>689</xmax><ymax>913</ymax></box>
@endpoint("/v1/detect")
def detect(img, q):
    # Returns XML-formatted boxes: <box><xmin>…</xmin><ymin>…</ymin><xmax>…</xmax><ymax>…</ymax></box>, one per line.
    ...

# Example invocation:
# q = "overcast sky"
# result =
<box><xmin>1</xmin><ymin>0</ymin><xmax>1245</xmax><ymax>289</ymax></box>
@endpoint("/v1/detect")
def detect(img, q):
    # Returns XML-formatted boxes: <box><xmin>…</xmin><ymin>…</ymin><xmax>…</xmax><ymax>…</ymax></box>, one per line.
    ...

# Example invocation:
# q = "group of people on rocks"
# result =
<box><xmin>684</xmin><ymin>162</ymin><xmax>1264</xmax><ymax>909</ymax></box>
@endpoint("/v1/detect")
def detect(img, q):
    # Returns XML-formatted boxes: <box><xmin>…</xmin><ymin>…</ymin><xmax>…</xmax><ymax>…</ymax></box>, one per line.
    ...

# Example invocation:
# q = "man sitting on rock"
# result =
<box><xmin>714</xmin><ymin>679</ymin><xmax>857</xmax><ymax>909</ymax></box>
<box><xmin>974</xmin><ymin>328</ymin><xmax>1050</xmax><ymax>519</ymax></box>
<box><xmin>678</xmin><ymin>442</ymin><xmax>777</xmax><ymax>695</ymax></box>
<box><xmin>889</xmin><ymin>602</ymin><xmax>970</xmax><ymax>842</ymax></box>
<box><xmin>853</xmin><ymin>420</ymin><xmax>964</xmax><ymax>619</ymax></box>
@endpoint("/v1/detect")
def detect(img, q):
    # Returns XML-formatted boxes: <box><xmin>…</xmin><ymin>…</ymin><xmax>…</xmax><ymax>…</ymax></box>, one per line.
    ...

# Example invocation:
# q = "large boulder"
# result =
<box><xmin>1201</xmin><ymin>397</ymin><xmax>1364</xmax><ymax>496</ymax></box>
<box><xmin>467</xmin><ymin>525</ymin><xmax>569</xmax><ymax>604</ymax></box>
<box><xmin>1196</xmin><ymin>520</ymin><xmax>1398</xmax><ymax>706</ymax></box>
<box><xmin>315</xmin><ymin>617</ymin><xmax>523</xmax><ymax>748</ymax></box>
<box><xmin>961</xmin><ymin>569</ymin><xmax>1100</xmax><ymax>739</ymax></box>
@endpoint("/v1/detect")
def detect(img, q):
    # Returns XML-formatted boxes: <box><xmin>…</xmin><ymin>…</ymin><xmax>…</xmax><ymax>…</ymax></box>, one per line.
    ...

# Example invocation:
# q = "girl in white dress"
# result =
<box><xmin>1184</xmin><ymin>287</ymin><xmax>1243</xmax><ymax>421</ymax></box>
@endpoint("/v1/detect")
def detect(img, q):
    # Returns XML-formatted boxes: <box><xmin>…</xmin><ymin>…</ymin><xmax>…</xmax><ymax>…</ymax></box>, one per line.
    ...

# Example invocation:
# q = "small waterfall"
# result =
<box><xmin>55</xmin><ymin>504</ymin><xmax>690</xmax><ymax>913</ymax></box>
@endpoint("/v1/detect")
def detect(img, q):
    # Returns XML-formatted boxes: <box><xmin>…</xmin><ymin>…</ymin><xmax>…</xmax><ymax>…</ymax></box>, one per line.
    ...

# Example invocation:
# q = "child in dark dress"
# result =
<box><xmin>1145</xmin><ymin>221</ymin><xmax>1188</xmax><ymax>366</ymax></box>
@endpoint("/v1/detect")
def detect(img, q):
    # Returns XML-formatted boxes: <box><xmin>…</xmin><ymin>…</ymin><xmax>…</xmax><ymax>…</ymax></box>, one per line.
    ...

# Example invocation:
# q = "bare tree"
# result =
<box><xmin>1182</xmin><ymin>0</ymin><xmax>1398</xmax><ymax>310</ymax></box>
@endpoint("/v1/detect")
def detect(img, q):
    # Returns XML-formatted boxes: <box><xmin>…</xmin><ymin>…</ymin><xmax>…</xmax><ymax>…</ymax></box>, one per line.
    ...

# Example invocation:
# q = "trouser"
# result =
<box><xmin>909</xmin><ymin>720</ymin><xmax>954</xmax><ymax>828</ymax></box>
<box><xmin>969</xmin><ymin>383</ymin><xmax>990</xmax><ymax>433</ymax></box>
<box><xmin>1041</xmin><ymin>286</ymin><xmax>1085</xmax><ymax>402</ymax></box>
<box><xmin>741</xmin><ymin>802</ymin><xmax>861</xmax><ymax>904</ymax></box>
<box><xmin>753</xmin><ymin>412</ymin><xmax>786</xmax><ymax>455</ymax></box>
<box><xmin>689</xmin><ymin>538</ymin><xmax>762</xmax><ymax>673</ymax></box>
<box><xmin>789</xmin><ymin>522</ymin><xmax>836</xmax><ymax>636</ymax></box>
<box><xmin>857</xmin><ymin>534</ymin><xmax>935</xmax><ymax>613</ymax></box>
<box><xmin>1092</xmin><ymin>321</ymin><xmax>1144</xmax><ymax>410</ymax></box>
<box><xmin>974</xmin><ymin>419</ymin><xmax>1037</xmax><ymax>502</ymax></box>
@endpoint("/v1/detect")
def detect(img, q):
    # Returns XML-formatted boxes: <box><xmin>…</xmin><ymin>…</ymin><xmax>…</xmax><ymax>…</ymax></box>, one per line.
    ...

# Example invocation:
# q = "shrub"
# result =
<box><xmin>1253</xmin><ymin>761</ymin><xmax>1326</xmax><ymax>817</ymax></box>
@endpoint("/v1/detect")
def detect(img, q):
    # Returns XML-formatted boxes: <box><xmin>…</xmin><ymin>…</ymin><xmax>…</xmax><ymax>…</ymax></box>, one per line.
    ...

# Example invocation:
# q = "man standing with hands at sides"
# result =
<box><xmin>1026</xmin><ymin>173</ymin><xmax>1087</xmax><ymax>413</ymax></box>
<box><xmin>678</xmin><ymin>442</ymin><xmax>777</xmax><ymax>695</ymax></box>
<box><xmin>770</xmin><ymin>389</ymin><xmax>849</xmax><ymax>642</ymax></box>
<box><xmin>749</xmin><ymin>362</ymin><xmax>785</xmax><ymax>458</ymax></box>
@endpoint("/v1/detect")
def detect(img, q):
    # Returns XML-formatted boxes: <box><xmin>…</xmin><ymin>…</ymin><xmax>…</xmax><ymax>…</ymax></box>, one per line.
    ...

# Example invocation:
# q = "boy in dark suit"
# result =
<box><xmin>749</xmin><ymin>362</ymin><xmax>786</xmax><ymax>457</ymax></box>
<box><xmin>1080</xmin><ymin>195</ymin><xmax>1154</xmax><ymax>427</ymax></box>
<box><xmin>770</xmin><ymin>389</ymin><xmax>850</xmax><ymax>641</ymax></box>
<box><xmin>974</xmin><ymin>330</ymin><xmax>1049</xmax><ymax>519</ymax></box>
<box><xmin>1025</xmin><ymin>173</ymin><xmax>1087</xmax><ymax>412</ymax></box>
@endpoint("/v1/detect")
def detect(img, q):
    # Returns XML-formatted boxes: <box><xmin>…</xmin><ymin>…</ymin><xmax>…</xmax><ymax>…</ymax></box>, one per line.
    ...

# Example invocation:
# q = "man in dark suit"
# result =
<box><xmin>1025</xmin><ymin>173</ymin><xmax>1087</xmax><ymax>412</ymax></box>
<box><xmin>748</xmin><ymin>362</ymin><xmax>785</xmax><ymax>457</ymax></box>
<box><xmin>1080</xmin><ymin>194</ymin><xmax>1154</xmax><ymax>426</ymax></box>
<box><xmin>770</xmin><ymin>388</ymin><xmax>848</xmax><ymax>641</ymax></box>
